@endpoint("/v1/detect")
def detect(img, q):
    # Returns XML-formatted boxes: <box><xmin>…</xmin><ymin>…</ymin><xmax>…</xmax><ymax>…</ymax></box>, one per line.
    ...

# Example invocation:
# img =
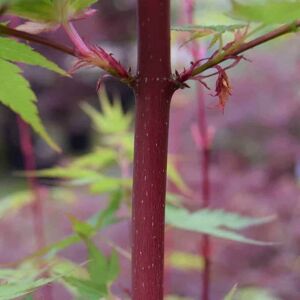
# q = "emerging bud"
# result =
<box><xmin>64</xmin><ymin>22</ymin><xmax>132</xmax><ymax>85</ymax></box>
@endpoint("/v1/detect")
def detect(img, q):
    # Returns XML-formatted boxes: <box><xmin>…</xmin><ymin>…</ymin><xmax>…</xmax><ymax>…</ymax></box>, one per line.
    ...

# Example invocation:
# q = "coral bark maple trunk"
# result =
<box><xmin>132</xmin><ymin>1</ymin><xmax>175</xmax><ymax>299</ymax></box>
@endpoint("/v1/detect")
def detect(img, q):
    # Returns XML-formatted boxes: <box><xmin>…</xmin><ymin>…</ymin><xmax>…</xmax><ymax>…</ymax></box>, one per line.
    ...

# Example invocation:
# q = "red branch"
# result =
<box><xmin>17</xmin><ymin>118</ymin><xmax>52</xmax><ymax>300</ymax></box>
<box><xmin>17</xmin><ymin>118</ymin><xmax>45</xmax><ymax>250</ymax></box>
<box><xmin>183</xmin><ymin>1</ymin><xmax>212</xmax><ymax>299</ymax></box>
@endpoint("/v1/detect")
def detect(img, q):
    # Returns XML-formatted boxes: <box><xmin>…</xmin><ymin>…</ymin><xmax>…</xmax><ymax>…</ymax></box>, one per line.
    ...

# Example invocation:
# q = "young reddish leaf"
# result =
<box><xmin>213</xmin><ymin>65</ymin><xmax>232</xmax><ymax>112</ymax></box>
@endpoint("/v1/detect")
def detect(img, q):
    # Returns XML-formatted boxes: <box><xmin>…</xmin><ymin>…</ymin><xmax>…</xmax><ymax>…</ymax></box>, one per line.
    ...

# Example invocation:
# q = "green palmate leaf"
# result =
<box><xmin>83</xmin><ymin>239</ymin><xmax>119</xmax><ymax>288</ymax></box>
<box><xmin>168</xmin><ymin>206</ymin><xmax>276</xmax><ymax>230</ymax></box>
<box><xmin>82</xmin><ymin>90</ymin><xmax>132</xmax><ymax>134</ymax></box>
<box><xmin>0</xmin><ymin>58</ymin><xmax>59</xmax><ymax>150</ymax></box>
<box><xmin>8</xmin><ymin>0</ymin><xmax>56</xmax><ymax>22</ymax></box>
<box><xmin>8</xmin><ymin>0</ymin><xmax>97</xmax><ymax>23</ymax></box>
<box><xmin>0</xmin><ymin>37</ymin><xmax>66</xmax><ymax>150</ymax></box>
<box><xmin>166</xmin><ymin>206</ymin><xmax>275</xmax><ymax>245</ymax></box>
<box><xmin>231</xmin><ymin>0</ymin><xmax>300</xmax><ymax>24</ymax></box>
<box><xmin>70</xmin><ymin>148</ymin><xmax>117</xmax><ymax>170</ymax></box>
<box><xmin>0</xmin><ymin>37</ymin><xmax>67</xmax><ymax>75</ymax></box>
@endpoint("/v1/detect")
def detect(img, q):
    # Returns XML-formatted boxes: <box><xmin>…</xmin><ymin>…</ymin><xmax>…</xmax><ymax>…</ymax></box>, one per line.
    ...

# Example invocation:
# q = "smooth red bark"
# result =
<box><xmin>132</xmin><ymin>1</ymin><xmax>175</xmax><ymax>299</ymax></box>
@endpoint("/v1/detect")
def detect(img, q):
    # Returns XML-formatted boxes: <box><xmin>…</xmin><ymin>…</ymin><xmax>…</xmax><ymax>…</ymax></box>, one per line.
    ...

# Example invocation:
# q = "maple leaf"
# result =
<box><xmin>214</xmin><ymin>65</ymin><xmax>232</xmax><ymax>112</ymax></box>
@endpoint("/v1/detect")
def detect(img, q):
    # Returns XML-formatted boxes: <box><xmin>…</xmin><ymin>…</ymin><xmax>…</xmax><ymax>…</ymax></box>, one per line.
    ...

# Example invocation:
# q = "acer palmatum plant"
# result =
<box><xmin>1</xmin><ymin>0</ymin><xmax>300</xmax><ymax>299</ymax></box>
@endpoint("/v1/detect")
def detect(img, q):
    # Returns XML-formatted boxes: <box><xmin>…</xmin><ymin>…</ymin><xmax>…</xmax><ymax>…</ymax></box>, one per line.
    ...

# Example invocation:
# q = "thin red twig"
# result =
<box><xmin>191</xmin><ymin>20</ymin><xmax>300</xmax><ymax>76</ymax></box>
<box><xmin>17</xmin><ymin>118</ymin><xmax>52</xmax><ymax>300</ymax></box>
<box><xmin>0</xmin><ymin>24</ymin><xmax>76</xmax><ymax>56</ymax></box>
<box><xmin>183</xmin><ymin>1</ymin><xmax>212</xmax><ymax>299</ymax></box>
<box><xmin>17</xmin><ymin>118</ymin><xmax>45</xmax><ymax>249</ymax></box>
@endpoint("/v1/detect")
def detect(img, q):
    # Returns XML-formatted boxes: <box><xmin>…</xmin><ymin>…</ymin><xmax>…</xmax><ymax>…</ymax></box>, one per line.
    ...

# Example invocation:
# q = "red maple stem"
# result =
<box><xmin>201</xmin><ymin>234</ymin><xmax>211</xmax><ymax>300</ymax></box>
<box><xmin>132</xmin><ymin>1</ymin><xmax>175</xmax><ymax>299</ymax></box>
<box><xmin>17</xmin><ymin>118</ymin><xmax>45</xmax><ymax>250</ymax></box>
<box><xmin>195</xmin><ymin>46</ymin><xmax>211</xmax><ymax>300</ymax></box>
<box><xmin>195</xmin><ymin>31</ymin><xmax>212</xmax><ymax>300</ymax></box>
<box><xmin>183</xmin><ymin>1</ymin><xmax>212</xmax><ymax>299</ymax></box>
<box><xmin>198</xmin><ymin>85</ymin><xmax>212</xmax><ymax>300</ymax></box>
<box><xmin>17</xmin><ymin>118</ymin><xmax>52</xmax><ymax>300</ymax></box>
